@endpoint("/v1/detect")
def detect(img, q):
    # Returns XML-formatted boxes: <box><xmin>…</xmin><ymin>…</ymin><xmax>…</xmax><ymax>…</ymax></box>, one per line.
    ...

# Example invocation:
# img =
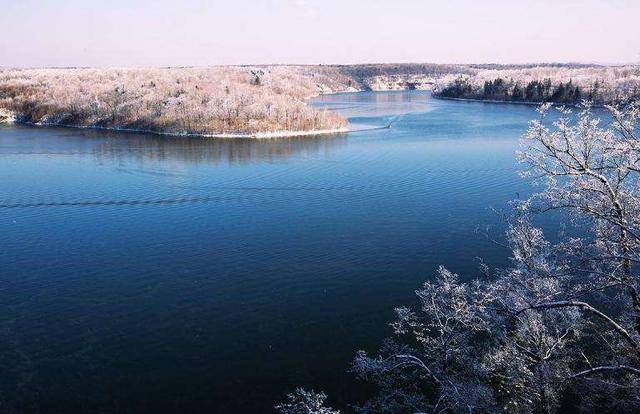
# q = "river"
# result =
<box><xmin>1</xmin><ymin>91</ymin><xmax>548</xmax><ymax>412</ymax></box>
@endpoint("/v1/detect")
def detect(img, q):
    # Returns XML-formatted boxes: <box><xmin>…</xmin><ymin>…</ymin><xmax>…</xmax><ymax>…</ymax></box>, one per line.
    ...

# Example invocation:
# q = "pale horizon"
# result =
<box><xmin>2</xmin><ymin>0</ymin><xmax>640</xmax><ymax>68</ymax></box>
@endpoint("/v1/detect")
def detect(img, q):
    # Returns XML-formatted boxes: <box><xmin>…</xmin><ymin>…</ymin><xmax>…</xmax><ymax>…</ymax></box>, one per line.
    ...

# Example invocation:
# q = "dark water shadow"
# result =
<box><xmin>0</xmin><ymin>125</ymin><xmax>349</xmax><ymax>166</ymax></box>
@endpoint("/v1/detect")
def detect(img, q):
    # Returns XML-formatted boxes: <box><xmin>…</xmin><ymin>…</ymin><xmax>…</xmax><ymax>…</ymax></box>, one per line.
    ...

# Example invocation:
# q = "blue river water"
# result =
<box><xmin>1</xmin><ymin>91</ymin><xmax>548</xmax><ymax>412</ymax></box>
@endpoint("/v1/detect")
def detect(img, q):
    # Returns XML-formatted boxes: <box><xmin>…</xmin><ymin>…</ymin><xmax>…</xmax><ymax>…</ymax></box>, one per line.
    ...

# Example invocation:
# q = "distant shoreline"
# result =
<box><xmin>433</xmin><ymin>95</ymin><xmax>607</xmax><ymax>108</ymax></box>
<box><xmin>434</xmin><ymin>96</ymin><xmax>544</xmax><ymax>106</ymax></box>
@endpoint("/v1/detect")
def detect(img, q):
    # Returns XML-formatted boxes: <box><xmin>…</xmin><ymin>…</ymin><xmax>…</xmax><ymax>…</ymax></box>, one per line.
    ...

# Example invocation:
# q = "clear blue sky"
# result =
<box><xmin>2</xmin><ymin>0</ymin><xmax>639</xmax><ymax>67</ymax></box>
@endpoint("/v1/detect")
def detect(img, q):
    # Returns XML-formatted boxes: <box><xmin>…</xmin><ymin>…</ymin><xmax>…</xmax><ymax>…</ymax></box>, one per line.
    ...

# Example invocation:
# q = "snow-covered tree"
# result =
<box><xmin>275</xmin><ymin>388</ymin><xmax>340</xmax><ymax>414</ymax></box>
<box><xmin>350</xmin><ymin>101</ymin><xmax>640</xmax><ymax>413</ymax></box>
<box><xmin>353</xmin><ymin>266</ymin><xmax>495</xmax><ymax>414</ymax></box>
<box><xmin>515</xmin><ymin>101</ymin><xmax>640</xmax><ymax>411</ymax></box>
<box><xmin>434</xmin><ymin>66</ymin><xmax>640</xmax><ymax>103</ymax></box>
<box><xmin>0</xmin><ymin>67</ymin><xmax>349</xmax><ymax>135</ymax></box>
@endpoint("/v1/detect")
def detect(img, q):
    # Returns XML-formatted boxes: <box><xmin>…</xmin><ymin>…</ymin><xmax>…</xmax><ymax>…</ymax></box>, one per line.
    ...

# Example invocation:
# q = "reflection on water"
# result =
<box><xmin>0</xmin><ymin>125</ymin><xmax>348</xmax><ymax>165</ymax></box>
<box><xmin>1</xmin><ymin>91</ymin><xmax>545</xmax><ymax>413</ymax></box>
<box><xmin>313</xmin><ymin>89</ymin><xmax>433</xmax><ymax>117</ymax></box>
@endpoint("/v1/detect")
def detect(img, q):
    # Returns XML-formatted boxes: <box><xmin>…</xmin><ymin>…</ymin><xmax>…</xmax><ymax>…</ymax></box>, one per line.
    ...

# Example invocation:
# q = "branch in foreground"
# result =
<box><xmin>570</xmin><ymin>365</ymin><xmax>640</xmax><ymax>379</ymax></box>
<box><xmin>519</xmin><ymin>300</ymin><xmax>640</xmax><ymax>356</ymax></box>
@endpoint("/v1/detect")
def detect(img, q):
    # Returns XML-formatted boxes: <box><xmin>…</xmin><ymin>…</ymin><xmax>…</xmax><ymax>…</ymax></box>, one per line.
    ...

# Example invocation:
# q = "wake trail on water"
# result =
<box><xmin>0</xmin><ymin>196</ymin><xmax>225</xmax><ymax>209</ymax></box>
<box><xmin>0</xmin><ymin>166</ymin><xmax>517</xmax><ymax>209</ymax></box>
<box><xmin>346</xmin><ymin>113</ymin><xmax>406</xmax><ymax>134</ymax></box>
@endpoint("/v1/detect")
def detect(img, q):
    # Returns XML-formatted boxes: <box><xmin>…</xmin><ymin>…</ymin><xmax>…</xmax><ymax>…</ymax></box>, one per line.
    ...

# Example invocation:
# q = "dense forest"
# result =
<box><xmin>434</xmin><ymin>66</ymin><xmax>640</xmax><ymax>104</ymax></box>
<box><xmin>436</xmin><ymin>76</ymin><xmax>586</xmax><ymax>103</ymax></box>
<box><xmin>0</xmin><ymin>66</ymin><xmax>350</xmax><ymax>137</ymax></box>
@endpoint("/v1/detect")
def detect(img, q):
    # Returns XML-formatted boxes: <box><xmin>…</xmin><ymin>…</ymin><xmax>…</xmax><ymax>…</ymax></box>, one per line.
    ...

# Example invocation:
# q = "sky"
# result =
<box><xmin>1</xmin><ymin>0</ymin><xmax>640</xmax><ymax>67</ymax></box>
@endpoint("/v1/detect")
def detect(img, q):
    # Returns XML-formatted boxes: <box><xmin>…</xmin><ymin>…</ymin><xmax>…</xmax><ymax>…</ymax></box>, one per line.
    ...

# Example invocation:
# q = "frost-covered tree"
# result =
<box><xmin>275</xmin><ymin>388</ymin><xmax>340</xmax><ymax>414</ymax></box>
<box><xmin>353</xmin><ymin>266</ymin><xmax>495</xmax><ymax>414</ymax></box>
<box><xmin>483</xmin><ymin>216</ymin><xmax>582</xmax><ymax>414</ymax></box>
<box><xmin>516</xmin><ymin>101</ymin><xmax>640</xmax><ymax>412</ymax></box>
<box><xmin>352</xmin><ymin>217</ymin><xmax>583</xmax><ymax>414</ymax></box>
<box><xmin>0</xmin><ymin>67</ymin><xmax>349</xmax><ymax>135</ymax></box>
<box><xmin>519</xmin><ymin>102</ymin><xmax>640</xmax><ymax>335</ymax></box>
<box><xmin>434</xmin><ymin>66</ymin><xmax>640</xmax><ymax>104</ymax></box>
<box><xmin>349</xmin><ymin>101</ymin><xmax>640</xmax><ymax>413</ymax></box>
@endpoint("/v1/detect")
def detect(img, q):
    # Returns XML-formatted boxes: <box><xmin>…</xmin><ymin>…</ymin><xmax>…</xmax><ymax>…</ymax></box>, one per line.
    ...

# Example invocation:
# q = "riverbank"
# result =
<box><xmin>6</xmin><ymin>118</ymin><xmax>351</xmax><ymax>139</ymax></box>
<box><xmin>0</xmin><ymin>108</ymin><xmax>16</xmax><ymax>123</ymax></box>
<box><xmin>434</xmin><ymin>96</ymin><xmax>545</xmax><ymax>106</ymax></box>
<box><xmin>433</xmin><ymin>95</ymin><xmax>608</xmax><ymax>108</ymax></box>
<box><xmin>432</xmin><ymin>65</ymin><xmax>640</xmax><ymax>105</ymax></box>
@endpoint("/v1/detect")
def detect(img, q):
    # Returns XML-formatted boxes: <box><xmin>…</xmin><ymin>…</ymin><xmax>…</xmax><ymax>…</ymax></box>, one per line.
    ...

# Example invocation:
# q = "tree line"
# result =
<box><xmin>0</xmin><ymin>67</ymin><xmax>349</xmax><ymax>136</ymax></box>
<box><xmin>437</xmin><ymin>76</ymin><xmax>589</xmax><ymax>103</ymax></box>
<box><xmin>434</xmin><ymin>66</ymin><xmax>640</xmax><ymax>104</ymax></box>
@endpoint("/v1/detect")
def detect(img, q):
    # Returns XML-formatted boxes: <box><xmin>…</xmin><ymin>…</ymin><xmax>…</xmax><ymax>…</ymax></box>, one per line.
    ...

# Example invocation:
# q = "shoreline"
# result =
<box><xmin>2</xmin><ymin>119</ymin><xmax>351</xmax><ymax>139</ymax></box>
<box><xmin>0</xmin><ymin>118</ymin><xmax>393</xmax><ymax>138</ymax></box>
<box><xmin>434</xmin><ymin>96</ymin><xmax>544</xmax><ymax>106</ymax></box>
<box><xmin>433</xmin><ymin>95</ymin><xmax>607</xmax><ymax>108</ymax></box>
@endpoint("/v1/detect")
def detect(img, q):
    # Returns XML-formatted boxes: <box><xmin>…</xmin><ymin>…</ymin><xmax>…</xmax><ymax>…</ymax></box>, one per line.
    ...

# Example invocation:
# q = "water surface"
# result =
<box><xmin>1</xmin><ymin>91</ymin><xmax>541</xmax><ymax>412</ymax></box>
